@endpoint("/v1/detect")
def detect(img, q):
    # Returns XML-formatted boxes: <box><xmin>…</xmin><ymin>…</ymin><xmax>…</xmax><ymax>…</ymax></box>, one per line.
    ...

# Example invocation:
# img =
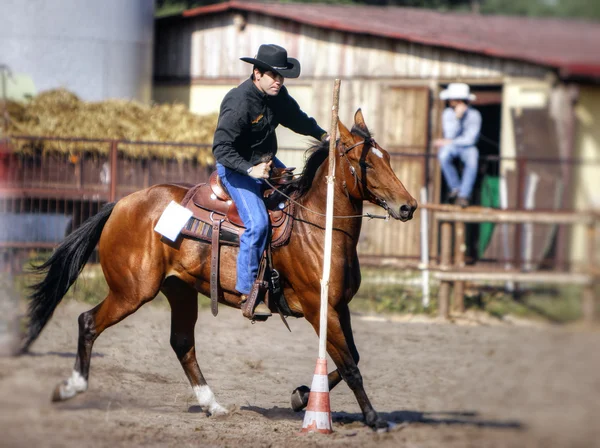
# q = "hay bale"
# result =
<box><xmin>1</xmin><ymin>89</ymin><xmax>217</xmax><ymax>165</ymax></box>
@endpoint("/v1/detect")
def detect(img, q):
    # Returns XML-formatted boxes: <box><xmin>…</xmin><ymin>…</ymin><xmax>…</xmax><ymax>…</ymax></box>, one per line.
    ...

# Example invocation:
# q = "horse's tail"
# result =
<box><xmin>21</xmin><ymin>202</ymin><xmax>116</xmax><ymax>353</ymax></box>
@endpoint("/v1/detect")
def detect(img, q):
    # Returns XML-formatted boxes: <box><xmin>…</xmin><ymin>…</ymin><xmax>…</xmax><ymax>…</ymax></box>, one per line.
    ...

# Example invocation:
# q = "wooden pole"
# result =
<box><xmin>109</xmin><ymin>140</ymin><xmax>118</xmax><ymax>202</ymax></box>
<box><xmin>301</xmin><ymin>79</ymin><xmax>340</xmax><ymax>436</ymax></box>
<box><xmin>583</xmin><ymin>222</ymin><xmax>597</xmax><ymax>324</ymax></box>
<box><xmin>438</xmin><ymin>221</ymin><xmax>453</xmax><ymax>319</ymax></box>
<box><xmin>420</xmin><ymin>187</ymin><xmax>430</xmax><ymax>308</ymax></box>
<box><xmin>453</xmin><ymin>221</ymin><xmax>466</xmax><ymax>313</ymax></box>
<box><xmin>318</xmin><ymin>79</ymin><xmax>341</xmax><ymax>360</ymax></box>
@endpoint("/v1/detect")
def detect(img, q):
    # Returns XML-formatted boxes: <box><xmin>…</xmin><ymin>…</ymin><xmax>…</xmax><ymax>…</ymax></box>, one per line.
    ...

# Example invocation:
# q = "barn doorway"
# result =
<box><xmin>437</xmin><ymin>84</ymin><xmax>503</xmax><ymax>263</ymax></box>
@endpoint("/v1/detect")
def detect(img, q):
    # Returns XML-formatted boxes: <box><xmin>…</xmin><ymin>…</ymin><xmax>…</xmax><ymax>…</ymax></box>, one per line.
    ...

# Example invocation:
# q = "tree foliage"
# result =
<box><xmin>155</xmin><ymin>0</ymin><xmax>600</xmax><ymax>21</ymax></box>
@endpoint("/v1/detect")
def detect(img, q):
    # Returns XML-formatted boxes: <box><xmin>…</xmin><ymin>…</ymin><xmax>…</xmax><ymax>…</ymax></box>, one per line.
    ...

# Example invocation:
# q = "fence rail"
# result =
<box><xmin>2</xmin><ymin>135</ymin><xmax>600</xmax><ymax>322</ymax></box>
<box><xmin>424</xmin><ymin>204</ymin><xmax>599</xmax><ymax>322</ymax></box>
<box><xmin>0</xmin><ymin>136</ymin><xmax>212</xmax><ymax>273</ymax></box>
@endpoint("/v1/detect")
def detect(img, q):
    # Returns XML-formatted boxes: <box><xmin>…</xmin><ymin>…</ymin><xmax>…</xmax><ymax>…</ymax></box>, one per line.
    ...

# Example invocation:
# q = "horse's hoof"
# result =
<box><xmin>208</xmin><ymin>403</ymin><xmax>229</xmax><ymax>417</ymax></box>
<box><xmin>51</xmin><ymin>381</ymin><xmax>76</xmax><ymax>402</ymax></box>
<box><xmin>375</xmin><ymin>420</ymin><xmax>390</xmax><ymax>433</ymax></box>
<box><xmin>291</xmin><ymin>385</ymin><xmax>310</xmax><ymax>412</ymax></box>
<box><xmin>51</xmin><ymin>373</ymin><xmax>87</xmax><ymax>402</ymax></box>
<box><xmin>365</xmin><ymin>411</ymin><xmax>388</xmax><ymax>431</ymax></box>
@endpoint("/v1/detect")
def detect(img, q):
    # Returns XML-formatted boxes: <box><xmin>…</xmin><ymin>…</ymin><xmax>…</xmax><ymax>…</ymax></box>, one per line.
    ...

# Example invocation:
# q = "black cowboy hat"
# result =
<box><xmin>240</xmin><ymin>44</ymin><xmax>300</xmax><ymax>79</ymax></box>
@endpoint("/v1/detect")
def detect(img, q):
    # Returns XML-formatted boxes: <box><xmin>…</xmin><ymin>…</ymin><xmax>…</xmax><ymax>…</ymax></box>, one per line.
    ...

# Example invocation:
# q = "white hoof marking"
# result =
<box><xmin>58</xmin><ymin>370</ymin><xmax>87</xmax><ymax>400</ymax></box>
<box><xmin>193</xmin><ymin>385</ymin><xmax>227</xmax><ymax>416</ymax></box>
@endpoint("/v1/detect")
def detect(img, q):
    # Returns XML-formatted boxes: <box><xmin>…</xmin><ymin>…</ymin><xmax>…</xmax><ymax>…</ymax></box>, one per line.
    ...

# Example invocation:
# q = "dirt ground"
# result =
<box><xmin>1</xmin><ymin>300</ymin><xmax>599</xmax><ymax>448</ymax></box>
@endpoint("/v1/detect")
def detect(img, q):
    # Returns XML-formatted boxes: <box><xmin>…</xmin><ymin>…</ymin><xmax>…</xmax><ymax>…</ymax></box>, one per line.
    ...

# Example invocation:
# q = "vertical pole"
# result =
<box><xmin>302</xmin><ymin>80</ymin><xmax>340</xmax><ymax>435</ymax></box>
<box><xmin>420</xmin><ymin>187</ymin><xmax>430</xmax><ymax>308</ymax></box>
<box><xmin>453</xmin><ymin>221</ymin><xmax>466</xmax><ymax>313</ymax></box>
<box><xmin>513</xmin><ymin>157</ymin><xmax>526</xmax><ymax>295</ymax></box>
<box><xmin>109</xmin><ymin>140</ymin><xmax>118</xmax><ymax>202</ymax></box>
<box><xmin>499</xmin><ymin>175</ymin><xmax>514</xmax><ymax>292</ymax></box>
<box><xmin>318</xmin><ymin>80</ymin><xmax>341</xmax><ymax>360</ymax></box>
<box><xmin>438</xmin><ymin>221</ymin><xmax>453</xmax><ymax>318</ymax></box>
<box><xmin>583</xmin><ymin>222</ymin><xmax>597</xmax><ymax>324</ymax></box>
<box><xmin>0</xmin><ymin>65</ymin><xmax>10</xmax><ymax>137</ymax></box>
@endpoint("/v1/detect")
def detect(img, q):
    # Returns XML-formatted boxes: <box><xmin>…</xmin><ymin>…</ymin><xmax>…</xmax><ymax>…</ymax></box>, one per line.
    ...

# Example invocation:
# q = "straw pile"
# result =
<box><xmin>1</xmin><ymin>89</ymin><xmax>217</xmax><ymax>165</ymax></box>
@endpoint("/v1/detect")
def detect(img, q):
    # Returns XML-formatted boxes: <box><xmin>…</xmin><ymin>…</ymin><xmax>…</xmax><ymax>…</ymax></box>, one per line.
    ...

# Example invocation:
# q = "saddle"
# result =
<box><xmin>179</xmin><ymin>168</ymin><xmax>297</xmax><ymax>320</ymax></box>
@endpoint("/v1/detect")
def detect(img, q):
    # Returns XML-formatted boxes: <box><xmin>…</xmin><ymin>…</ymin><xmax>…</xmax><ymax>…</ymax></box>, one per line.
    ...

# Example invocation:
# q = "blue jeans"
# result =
<box><xmin>216</xmin><ymin>159</ymin><xmax>284</xmax><ymax>295</ymax></box>
<box><xmin>438</xmin><ymin>144</ymin><xmax>479</xmax><ymax>199</ymax></box>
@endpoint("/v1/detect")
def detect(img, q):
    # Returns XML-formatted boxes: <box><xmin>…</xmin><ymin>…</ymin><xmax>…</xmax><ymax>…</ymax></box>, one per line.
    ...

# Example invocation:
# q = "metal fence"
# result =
<box><xmin>0</xmin><ymin>136</ymin><xmax>212</xmax><ymax>273</ymax></box>
<box><xmin>2</xmin><ymin>135</ymin><xmax>599</xmax><ymax>274</ymax></box>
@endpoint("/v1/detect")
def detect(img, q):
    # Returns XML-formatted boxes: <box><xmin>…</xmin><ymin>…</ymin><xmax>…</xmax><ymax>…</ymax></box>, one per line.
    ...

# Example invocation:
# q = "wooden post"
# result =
<box><xmin>438</xmin><ymin>221</ymin><xmax>453</xmax><ymax>318</ymax></box>
<box><xmin>109</xmin><ymin>140</ymin><xmax>118</xmax><ymax>203</ymax></box>
<box><xmin>583</xmin><ymin>222</ymin><xmax>597</xmax><ymax>324</ymax></box>
<box><xmin>318</xmin><ymin>79</ymin><xmax>341</xmax><ymax>360</ymax></box>
<box><xmin>453</xmin><ymin>221</ymin><xmax>466</xmax><ymax>313</ymax></box>
<box><xmin>431</xmin><ymin>213</ymin><xmax>440</xmax><ymax>267</ymax></box>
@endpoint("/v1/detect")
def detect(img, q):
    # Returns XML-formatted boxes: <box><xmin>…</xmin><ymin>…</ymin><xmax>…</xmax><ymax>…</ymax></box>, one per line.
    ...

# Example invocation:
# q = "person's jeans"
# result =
<box><xmin>438</xmin><ymin>144</ymin><xmax>479</xmax><ymax>199</ymax></box>
<box><xmin>216</xmin><ymin>159</ymin><xmax>284</xmax><ymax>295</ymax></box>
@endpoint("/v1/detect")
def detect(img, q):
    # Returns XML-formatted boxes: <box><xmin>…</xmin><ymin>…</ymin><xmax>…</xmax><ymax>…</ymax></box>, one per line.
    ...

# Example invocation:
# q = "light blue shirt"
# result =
<box><xmin>442</xmin><ymin>107</ymin><xmax>482</xmax><ymax>147</ymax></box>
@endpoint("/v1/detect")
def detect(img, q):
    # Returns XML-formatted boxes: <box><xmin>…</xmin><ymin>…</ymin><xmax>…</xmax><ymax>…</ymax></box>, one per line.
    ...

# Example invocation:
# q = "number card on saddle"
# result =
<box><xmin>179</xmin><ymin>168</ymin><xmax>296</xmax><ymax>317</ymax></box>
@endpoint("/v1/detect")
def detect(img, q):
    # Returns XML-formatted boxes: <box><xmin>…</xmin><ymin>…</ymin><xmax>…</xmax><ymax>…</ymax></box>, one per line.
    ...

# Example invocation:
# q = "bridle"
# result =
<box><xmin>263</xmin><ymin>136</ymin><xmax>391</xmax><ymax>220</ymax></box>
<box><xmin>337</xmin><ymin>137</ymin><xmax>392</xmax><ymax>213</ymax></box>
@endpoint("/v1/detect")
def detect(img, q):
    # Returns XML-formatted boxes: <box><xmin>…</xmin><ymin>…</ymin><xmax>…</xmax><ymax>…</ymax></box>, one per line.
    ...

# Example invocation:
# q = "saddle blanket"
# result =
<box><xmin>154</xmin><ymin>200</ymin><xmax>194</xmax><ymax>241</ymax></box>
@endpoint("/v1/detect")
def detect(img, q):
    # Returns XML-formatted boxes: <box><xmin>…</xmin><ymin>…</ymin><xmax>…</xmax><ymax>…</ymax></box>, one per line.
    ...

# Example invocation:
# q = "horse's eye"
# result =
<box><xmin>360</xmin><ymin>161</ymin><xmax>373</xmax><ymax>169</ymax></box>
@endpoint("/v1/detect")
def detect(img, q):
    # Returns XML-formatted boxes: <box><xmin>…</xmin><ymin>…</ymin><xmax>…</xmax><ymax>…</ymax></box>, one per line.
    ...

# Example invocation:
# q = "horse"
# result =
<box><xmin>22</xmin><ymin>109</ymin><xmax>417</xmax><ymax>430</ymax></box>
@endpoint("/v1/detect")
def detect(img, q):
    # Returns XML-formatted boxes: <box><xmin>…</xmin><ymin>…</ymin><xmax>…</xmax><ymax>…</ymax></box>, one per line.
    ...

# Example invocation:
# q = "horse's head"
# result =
<box><xmin>337</xmin><ymin>109</ymin><xmax>418</xmax><ymax>221</ymax></box>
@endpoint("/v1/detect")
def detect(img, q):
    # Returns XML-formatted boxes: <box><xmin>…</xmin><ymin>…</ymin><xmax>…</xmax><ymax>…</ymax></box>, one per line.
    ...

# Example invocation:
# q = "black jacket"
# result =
<box><xmin>212</xmin><ymin>77</ymin><xmax>326</xmax><ymax>174</ymax></box>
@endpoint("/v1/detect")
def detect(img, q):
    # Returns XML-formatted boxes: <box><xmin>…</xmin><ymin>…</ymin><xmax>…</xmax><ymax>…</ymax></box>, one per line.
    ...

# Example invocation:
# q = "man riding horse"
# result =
<box><xmin>212</xmin><ymin>44</ymin><xmax>328</xmax><ymax>319</ymax></box>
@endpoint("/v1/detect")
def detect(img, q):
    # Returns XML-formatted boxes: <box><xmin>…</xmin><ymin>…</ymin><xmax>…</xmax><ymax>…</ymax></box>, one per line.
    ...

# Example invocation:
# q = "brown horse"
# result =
<box><xmin>22</xmin><ymin>109</ymin><xmax>417</xmax><ymax>430</ymax></box>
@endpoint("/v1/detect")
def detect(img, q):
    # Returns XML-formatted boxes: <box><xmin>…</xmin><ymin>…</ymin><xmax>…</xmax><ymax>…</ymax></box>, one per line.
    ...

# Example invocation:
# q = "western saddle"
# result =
<box><xmin>179</xmin><ymin>168</ymin><xmax>296</xmax><ymax>320</ymax></box>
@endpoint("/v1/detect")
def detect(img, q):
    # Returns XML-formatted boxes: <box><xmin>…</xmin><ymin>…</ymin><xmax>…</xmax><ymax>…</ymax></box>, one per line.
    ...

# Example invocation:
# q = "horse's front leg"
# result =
<box><xmin>304</xmin><ymin>304</ymin><xmax>388</xmax><ymax>430</ymax></box>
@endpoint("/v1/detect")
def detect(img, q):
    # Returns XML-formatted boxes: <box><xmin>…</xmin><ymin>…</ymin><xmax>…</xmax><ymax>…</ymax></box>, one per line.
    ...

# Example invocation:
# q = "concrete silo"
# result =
<box><xmin>0</xmin><ymin>0</ymin><xmax>154</xmax><ymax>103</ymax></box>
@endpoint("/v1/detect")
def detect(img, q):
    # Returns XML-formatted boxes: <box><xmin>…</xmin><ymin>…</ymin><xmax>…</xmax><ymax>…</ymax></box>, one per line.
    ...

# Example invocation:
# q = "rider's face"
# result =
<box><xmin>254</xmin><ymin>69</ymin><xmax>284</xmax><ymax>96</ymax></box>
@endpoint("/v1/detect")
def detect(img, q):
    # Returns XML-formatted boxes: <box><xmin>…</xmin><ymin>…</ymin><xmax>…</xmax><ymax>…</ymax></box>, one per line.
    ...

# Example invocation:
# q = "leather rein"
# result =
<box><xmin>264</xmin><ymin>138</ymin><xmax>389</xmax><ymax>220</ymax></box>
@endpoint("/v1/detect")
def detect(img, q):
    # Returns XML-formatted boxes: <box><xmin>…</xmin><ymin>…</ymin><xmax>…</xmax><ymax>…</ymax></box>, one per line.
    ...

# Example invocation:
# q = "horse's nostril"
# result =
<box><xmin>400</xmin><ymin>205</ymin><xmax>411</xmax><ymax>214</ymax></box>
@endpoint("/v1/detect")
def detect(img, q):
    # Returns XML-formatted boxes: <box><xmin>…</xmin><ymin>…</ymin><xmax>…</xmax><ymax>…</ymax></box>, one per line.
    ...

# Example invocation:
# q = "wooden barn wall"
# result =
<box><xmin>152</xmin><ymin>11</ymin><xmax>552</xmax><ymax>264</ymax></box>
<box><xmin>154</xmin><ymin>12</ymin><xmax>549</xmax><ymax>82</ymax></box>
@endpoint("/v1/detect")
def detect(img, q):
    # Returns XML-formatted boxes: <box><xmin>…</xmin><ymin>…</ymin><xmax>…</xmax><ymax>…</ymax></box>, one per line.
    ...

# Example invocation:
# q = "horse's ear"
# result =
<box><xmin>338</xmin><ymin>120</ymin><xmax>354</xmax><ymax>147</ymax></box>
<box><xmin>354</xmin><ymin>109</ymin><xmax>367</xmax><ymax>130</ymax></box>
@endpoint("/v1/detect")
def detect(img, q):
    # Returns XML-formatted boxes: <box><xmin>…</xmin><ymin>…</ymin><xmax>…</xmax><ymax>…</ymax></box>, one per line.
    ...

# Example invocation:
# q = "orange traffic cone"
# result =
<box><xmin>300</xmin><ymin>358</ymin><xmax>333</xmax><ymax>434</ymax></box>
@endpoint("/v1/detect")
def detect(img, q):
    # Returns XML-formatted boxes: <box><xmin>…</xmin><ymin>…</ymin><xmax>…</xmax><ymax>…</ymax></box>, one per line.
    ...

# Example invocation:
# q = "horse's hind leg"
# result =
<box><xmin>304</xmin><ymin>304</ymin><xmax>387</xmax><ymax>430</ymax></box>
<box><xmin>52</xmin><ymin>290</ymin><xmax>150</xmax><ymax>401</ymax></box>
<box><xmin>162</xmin><ymin>278</ymin><xmax>227</xmax><ymax>416</ymax></box>
<box><xmin>291</xmin><ymin>304</ymin><xmax>356</xmax><ymax>411</ymax></box>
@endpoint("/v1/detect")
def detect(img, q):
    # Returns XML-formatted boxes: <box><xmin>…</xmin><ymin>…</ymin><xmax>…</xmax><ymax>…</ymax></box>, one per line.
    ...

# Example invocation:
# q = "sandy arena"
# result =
<box><xmin>1</xmin><ymin>300</ymin><xmax>599</xmax><ymax>448</ymax></box>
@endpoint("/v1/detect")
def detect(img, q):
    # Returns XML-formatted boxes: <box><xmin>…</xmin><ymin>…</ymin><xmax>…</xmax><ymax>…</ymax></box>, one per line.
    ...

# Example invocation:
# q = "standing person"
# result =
<box><xmin>213</xmin><ymin>44</ymin><xmax>327</xmax><ymax>319</ymax></box>
<box><xmin>434</xmin><ymin>83</ymin><xmax>482</xmax><ymax>208</ymax></box>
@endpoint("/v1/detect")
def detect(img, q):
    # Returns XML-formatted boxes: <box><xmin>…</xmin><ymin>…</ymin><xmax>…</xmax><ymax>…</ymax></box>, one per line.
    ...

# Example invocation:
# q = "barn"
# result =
<box><xmin>153</xmin><ymin>1</ymin><xmax>600</xmax><ymax>268</ymax></box>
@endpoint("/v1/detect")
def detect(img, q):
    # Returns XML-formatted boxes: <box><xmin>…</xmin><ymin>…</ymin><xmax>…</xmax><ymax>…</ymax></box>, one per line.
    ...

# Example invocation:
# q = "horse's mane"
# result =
<box><xmin>280</xmin><ymin>125</ymin><xmax>372</xmax><ymax>200</ymax></box>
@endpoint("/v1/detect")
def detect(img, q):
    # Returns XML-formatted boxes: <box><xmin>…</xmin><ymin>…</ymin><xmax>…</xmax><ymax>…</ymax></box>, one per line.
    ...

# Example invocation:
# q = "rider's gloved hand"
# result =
<box><xmin>248</xmin><ymin>160</ymin><xmax>272</xmax><ymax>179</ymax></box>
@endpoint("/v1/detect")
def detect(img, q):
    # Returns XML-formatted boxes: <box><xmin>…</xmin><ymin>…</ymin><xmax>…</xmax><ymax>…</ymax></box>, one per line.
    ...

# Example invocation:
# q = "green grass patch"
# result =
<box><xmin>352</xmin><ymin>268</ymin><xmax>589</xmax><ymax>324</ymax></box>
<box><xmin>11</xmin><ymin>253</ymin><xmax>592</xmax><ymax>325</ymax></box>
<box><xmin>352</xmin><ymin>268</ymin><xmax>439</xmax><ymax>316</ymax></box>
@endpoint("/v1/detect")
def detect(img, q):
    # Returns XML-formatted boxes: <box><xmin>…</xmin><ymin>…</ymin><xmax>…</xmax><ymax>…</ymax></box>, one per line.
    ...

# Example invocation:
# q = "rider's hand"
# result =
<box><xmin>248</xmin><ymin>160</ymin><xmax>272</xmax><ymax>179</ymax></box>
<box><xmin>454</xmin><ymin>102</ymin><xmax>468</xmax><ymax>119</ymax></box>
<box><xmin>433</xmin><ymin>138</ymin><xmax>451</xmax><ymax>148</ymax></box>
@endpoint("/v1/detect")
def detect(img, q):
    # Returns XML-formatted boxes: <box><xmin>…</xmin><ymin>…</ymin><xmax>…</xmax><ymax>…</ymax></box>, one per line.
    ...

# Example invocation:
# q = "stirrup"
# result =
<box><xmin>253</xmin><ymin>301</ymin><xmax>272</xmax><ymax>318</ymax></box>
<box><xmin>240</xmin><ymin>296</ymin><xmax>271</xmax><ymax>321</ymax></box>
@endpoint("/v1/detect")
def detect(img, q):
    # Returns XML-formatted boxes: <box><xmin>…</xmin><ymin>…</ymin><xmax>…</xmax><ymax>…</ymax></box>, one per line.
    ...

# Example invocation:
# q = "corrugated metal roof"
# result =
<box><xmin>176</xmin><ymin>1</ymin><xmax>600</xmax><ymax>78</ymax></box>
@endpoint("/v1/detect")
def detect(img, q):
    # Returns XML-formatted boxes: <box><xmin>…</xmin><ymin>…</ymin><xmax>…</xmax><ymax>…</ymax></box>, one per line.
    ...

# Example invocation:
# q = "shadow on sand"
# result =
<box><xmin>241</xmin><ymin>405</ymin><xmax>525</xmax><ymax>430</ymax></box>
<box><xmin>23</xmin><ymin>351</ymin><xmax>105</xmax><ymax>358</ymax></box>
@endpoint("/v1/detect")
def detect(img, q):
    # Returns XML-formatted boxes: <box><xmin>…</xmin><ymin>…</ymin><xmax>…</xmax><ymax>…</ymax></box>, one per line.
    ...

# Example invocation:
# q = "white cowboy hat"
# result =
<box><xmin>440</xmin><ymin>83</ymin><xmax>476</xmax><ymax>101</ymax></box>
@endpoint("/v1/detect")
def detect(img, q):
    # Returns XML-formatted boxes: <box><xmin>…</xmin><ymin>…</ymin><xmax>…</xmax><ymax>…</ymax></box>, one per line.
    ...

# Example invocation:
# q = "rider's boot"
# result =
<box><xmin>253</xmin><ymin>301</ymin><xmax>272</xmax><ymax>317</ymax></box>
<box><xmin>240</xmin><ymin>295</ymin><xmax>272</xmax><ymax>319</ymax></box>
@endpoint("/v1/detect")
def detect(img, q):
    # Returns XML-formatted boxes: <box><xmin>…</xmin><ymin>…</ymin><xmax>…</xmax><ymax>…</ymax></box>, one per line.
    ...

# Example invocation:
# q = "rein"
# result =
<box><xmin>264</xmin><ymin>139</ymin><xmax>389</xmax><ymax>220</ymax></box>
